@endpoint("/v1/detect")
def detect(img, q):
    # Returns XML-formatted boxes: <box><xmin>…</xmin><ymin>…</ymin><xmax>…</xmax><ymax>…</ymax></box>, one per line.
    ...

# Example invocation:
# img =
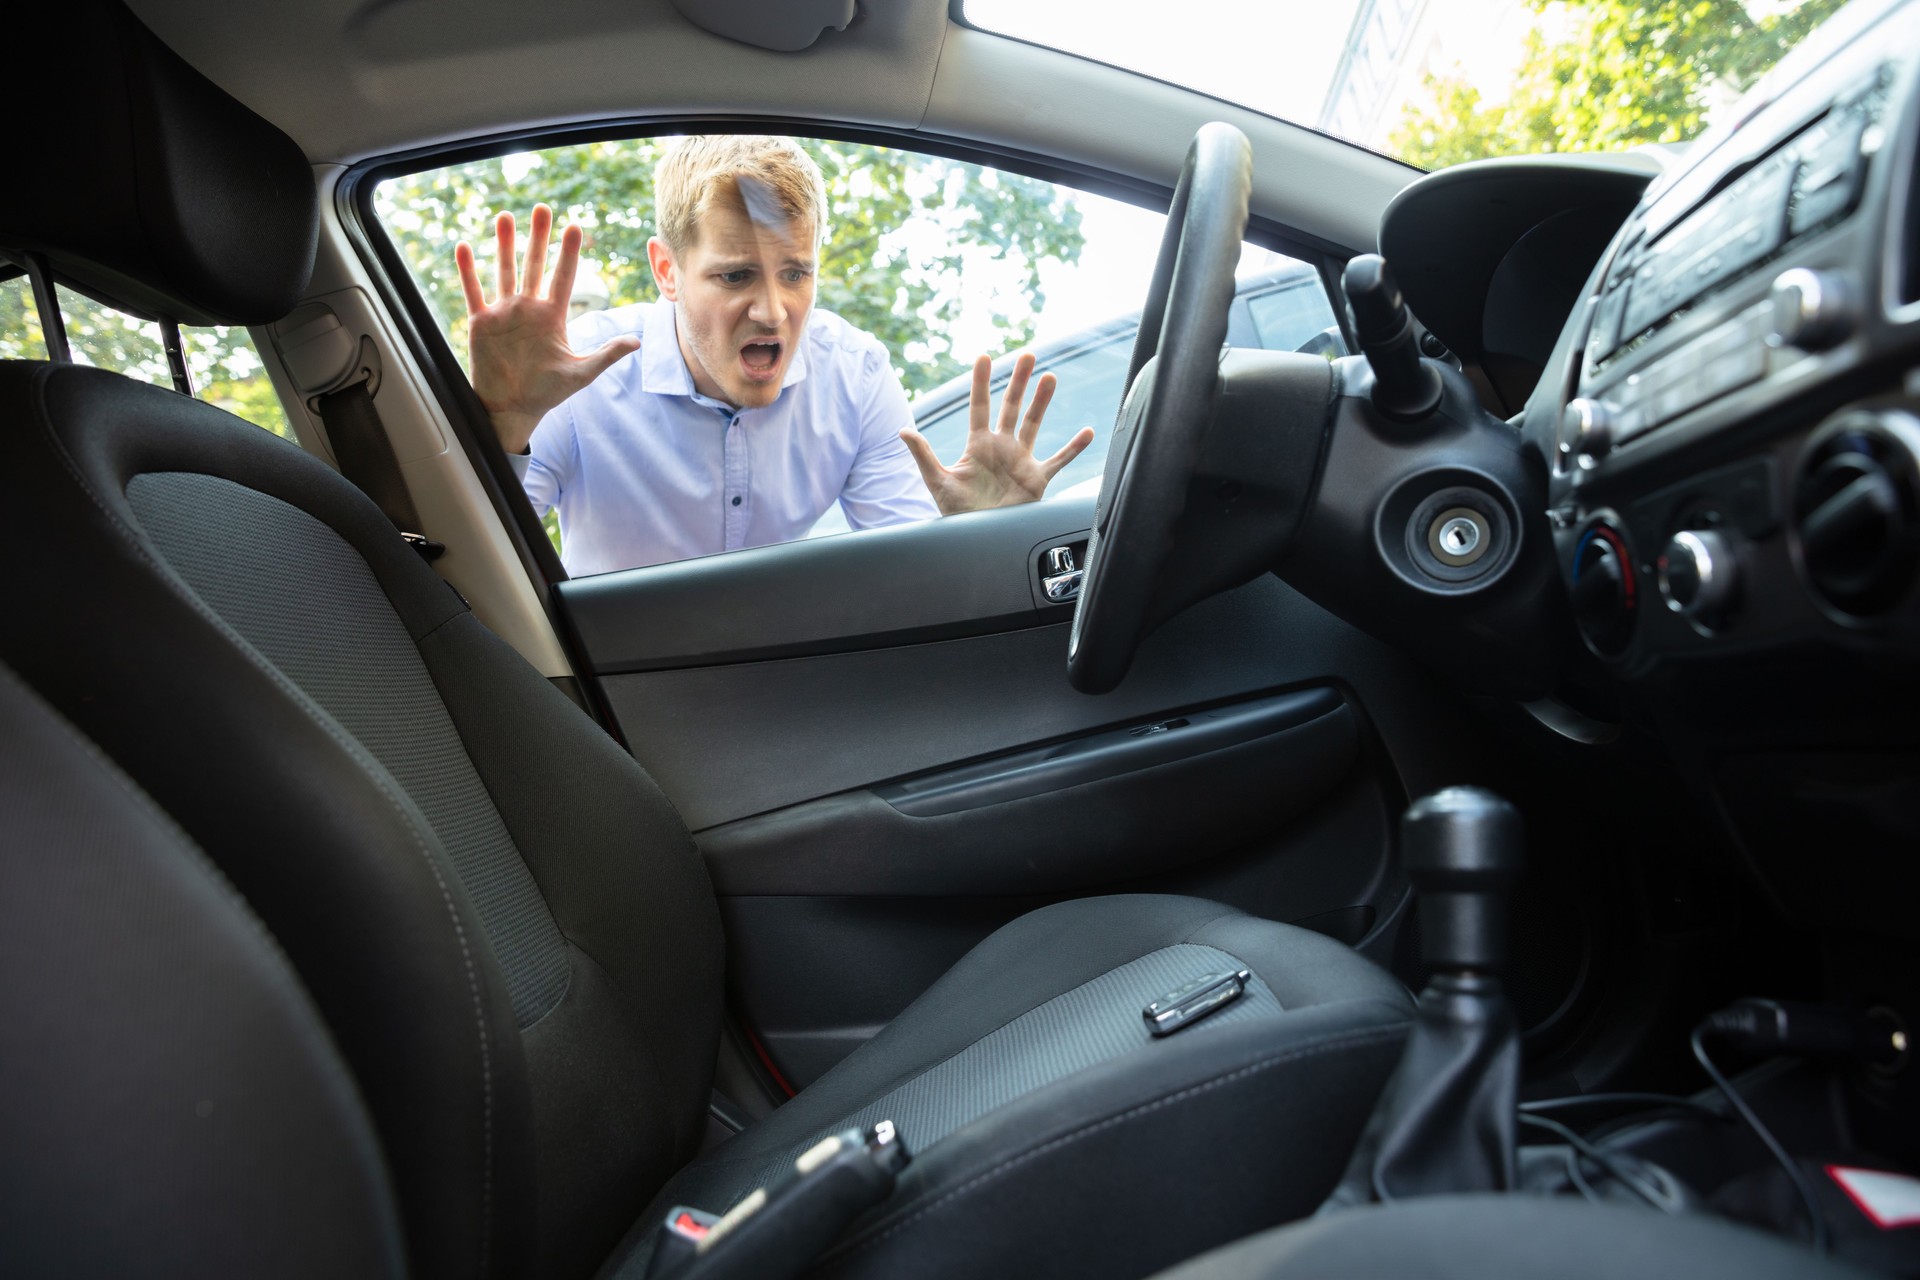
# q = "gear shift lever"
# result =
<box><xmin>1322</xmin><ymin>787</ymin><xmax>1524</xmax><ymax>1209</ymax></box>
<box><xmin>1404</xmin><ymin>786</ymin><xmax>1523</xmax><ymax>974</ymax></box>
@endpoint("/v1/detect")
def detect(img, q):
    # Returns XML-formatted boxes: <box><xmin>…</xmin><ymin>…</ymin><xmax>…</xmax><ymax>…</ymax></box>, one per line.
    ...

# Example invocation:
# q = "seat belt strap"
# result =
<box><xmin>314</xmin><ymin>378</ymin><xmax>445</xmax><ymax>561</ymax></box>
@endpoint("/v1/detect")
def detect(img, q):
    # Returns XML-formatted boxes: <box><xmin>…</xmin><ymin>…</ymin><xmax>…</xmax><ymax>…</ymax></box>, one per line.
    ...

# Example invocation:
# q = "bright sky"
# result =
<box><xmin>965</xmin><ymin>0</ymin><xmax>1367</xmax><ymax>128</ymax></box>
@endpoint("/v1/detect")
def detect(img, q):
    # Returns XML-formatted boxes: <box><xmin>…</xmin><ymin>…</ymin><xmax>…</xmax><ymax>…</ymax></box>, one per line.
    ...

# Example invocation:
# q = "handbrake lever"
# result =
<box><xmin>645</xmin><ymin>1121</ymin><xmax>910</xmax><ymax>1280</ymax></box>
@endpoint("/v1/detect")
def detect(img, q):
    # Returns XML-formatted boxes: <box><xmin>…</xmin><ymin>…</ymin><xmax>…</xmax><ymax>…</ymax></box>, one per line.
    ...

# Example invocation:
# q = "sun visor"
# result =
<box><xmin>3</xmin><ymin>0</ymin><xmax>316</xmax><ymax>326</ymax></box>
<box><xmin>669</xmin><ymin>0</ymin><xmax>858</xmax><ymax>52</ymax></box>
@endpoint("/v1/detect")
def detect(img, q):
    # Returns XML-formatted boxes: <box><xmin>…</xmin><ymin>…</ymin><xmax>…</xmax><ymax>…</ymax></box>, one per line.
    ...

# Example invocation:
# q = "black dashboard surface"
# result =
<box><xmin>1382</xmin><ymin>154</ymin><xmax>1661</xmax><ymax>415</ymax></box>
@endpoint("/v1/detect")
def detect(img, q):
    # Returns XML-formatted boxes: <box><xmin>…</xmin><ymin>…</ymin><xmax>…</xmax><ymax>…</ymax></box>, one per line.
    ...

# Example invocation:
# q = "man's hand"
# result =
<box><xmin>900</xmin><ymin>353</ymin><xmax>1095</xmax><ymax>516</ymax></box>
<box><xmin>454</xmin><ymin>204</ymin><xmax>639</xmax><ymax>455</ymax></box>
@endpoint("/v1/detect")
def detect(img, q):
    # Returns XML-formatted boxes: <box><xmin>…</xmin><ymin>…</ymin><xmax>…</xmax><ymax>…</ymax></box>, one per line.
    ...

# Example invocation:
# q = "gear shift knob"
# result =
<box><xmin>1322</xmin><ymin>786</ymin><xmax>1526</xmax><ymax>1209</ymax></box>
<box><xmin>1403</xmin><ymin>787</ymin><xmax>1523</xmax><ymax>974</ymax></box>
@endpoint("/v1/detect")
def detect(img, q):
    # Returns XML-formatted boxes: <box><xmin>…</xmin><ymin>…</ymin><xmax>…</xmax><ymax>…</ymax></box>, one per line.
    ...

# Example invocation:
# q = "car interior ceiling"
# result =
<box><xmin>4</xmin><ymin>0</ymin><xmax>1920</xmax><ymax>1278</ymax></box>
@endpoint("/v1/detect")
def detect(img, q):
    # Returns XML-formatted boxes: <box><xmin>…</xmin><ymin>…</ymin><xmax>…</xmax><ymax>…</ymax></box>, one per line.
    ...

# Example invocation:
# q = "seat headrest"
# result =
<box><xmin>5</xmin><ymin>0</ymin><xmax>317</xmax><ymax>326</ymax></box>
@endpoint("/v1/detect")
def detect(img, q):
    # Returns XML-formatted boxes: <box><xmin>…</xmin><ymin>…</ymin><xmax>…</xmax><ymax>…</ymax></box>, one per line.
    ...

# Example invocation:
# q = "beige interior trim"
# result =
<box><xmin>273</xmin><ymin>164</ymin><xmax>576</xmax><ymax>678</ymax></box>
<box><xmin>130</xmin><ymin>0</ymin><xmax>1419</xmax><ymax>248</ymax></box>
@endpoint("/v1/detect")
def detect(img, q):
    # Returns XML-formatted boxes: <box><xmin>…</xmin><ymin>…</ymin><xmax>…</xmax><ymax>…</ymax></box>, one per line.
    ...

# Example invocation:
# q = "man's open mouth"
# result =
<box><xmin>740</xmin><ymin>339</ymin><xmax>783</xmax><ymax>374</ymax></box>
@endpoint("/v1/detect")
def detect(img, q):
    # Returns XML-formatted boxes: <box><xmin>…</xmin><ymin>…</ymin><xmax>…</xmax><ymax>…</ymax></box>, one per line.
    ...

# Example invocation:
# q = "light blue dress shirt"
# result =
<box><xmin>512</xmin><ymin>298</ymin><xmax>938</xmax><ymax>576</ymax></box>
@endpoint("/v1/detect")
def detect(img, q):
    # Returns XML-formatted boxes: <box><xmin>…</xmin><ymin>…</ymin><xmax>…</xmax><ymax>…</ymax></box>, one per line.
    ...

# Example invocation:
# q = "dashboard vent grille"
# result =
<box><xmin>1793</xmin><ymin>414</ymin><xmax>1920</xmax><ymax>616</ymax></box>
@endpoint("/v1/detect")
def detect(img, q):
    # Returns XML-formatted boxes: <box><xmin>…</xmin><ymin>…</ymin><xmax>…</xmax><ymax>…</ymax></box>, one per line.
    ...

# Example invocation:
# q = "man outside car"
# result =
<box><xmin>455</xmin><ymin>135</ymin><xmax>1092</xmax><ymax>575</ymax></box>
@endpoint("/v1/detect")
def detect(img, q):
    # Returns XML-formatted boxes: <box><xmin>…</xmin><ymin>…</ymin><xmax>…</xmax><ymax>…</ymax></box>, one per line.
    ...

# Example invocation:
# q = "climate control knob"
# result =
<box><xmin>1657</xmin><ymin>529</ymin><xmax>1739</xmax><ymax>626</ymax></box>
<box><xmin>1571</xmin><ymin>524</ymin><xmax>1636</xmax><ymax>656</ymax></box>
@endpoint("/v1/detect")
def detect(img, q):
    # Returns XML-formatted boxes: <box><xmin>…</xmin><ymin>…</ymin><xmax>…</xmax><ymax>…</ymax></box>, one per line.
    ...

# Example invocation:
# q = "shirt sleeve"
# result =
<box><xmin>835</xmin><ymin>347</ymin><xmax>940</xmax><ymax>530</ymax></box>
<box><xmin>517</xmin><ymin>404</ymin><xmax>573</xmax><ymax>516</ymax></box>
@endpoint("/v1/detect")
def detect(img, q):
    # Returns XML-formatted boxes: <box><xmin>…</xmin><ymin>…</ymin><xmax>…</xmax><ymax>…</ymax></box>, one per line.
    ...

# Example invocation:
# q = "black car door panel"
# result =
<box><xmin>699</xmin><ymin>687</ymin><xmax>1358</xmax><ymax>897</ymax></box>
<box><xmin>554</xmin><ymin>497</ymin><xmax>1437</xmax><ymax>1086</ymax></box>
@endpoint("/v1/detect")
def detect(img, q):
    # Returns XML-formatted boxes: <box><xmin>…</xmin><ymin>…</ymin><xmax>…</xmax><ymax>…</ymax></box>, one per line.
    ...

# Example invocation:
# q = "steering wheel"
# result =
<box><xmin>1067</xmin><ymin>122</ymin><xmax>1252</xmax><ymax>693</ymax></box>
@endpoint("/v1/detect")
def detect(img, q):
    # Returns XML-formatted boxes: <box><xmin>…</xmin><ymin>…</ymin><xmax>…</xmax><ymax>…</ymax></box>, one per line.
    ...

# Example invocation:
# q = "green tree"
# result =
<box><xmin>0</xmin><ymin>278</ymin><xmax>290</xmax><ymax>438</ymax></box>
<box><xmin>375</xmin><ymin>138</ymin><xmax>1086</xmax><ymax>397</ymax></box>
<box><xmin>1390</xmin><ymin>0</ymin><xmax>1848</xmax><ymax>170</ymax></box>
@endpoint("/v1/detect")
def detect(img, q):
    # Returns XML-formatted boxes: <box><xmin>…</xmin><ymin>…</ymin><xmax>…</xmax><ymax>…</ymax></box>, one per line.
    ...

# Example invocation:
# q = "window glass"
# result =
<box><xmin>0</xmin><ymin>275</ymin><xmax>48</xmax><ymax>360</ymax></box>
<box><xmin>0</xmin><ymin>276</ymin><xmax>291</xmax><ymax>438</ymax></box>
<box><xmin>1247</xmin><ymin>281</ymin><xmax>1343</xmax><ymax>353</ymax></box>
<box><xmin>374</xmin><ymin>136</ymin><xmax>1332</xmax><ymax>574</ymax></box>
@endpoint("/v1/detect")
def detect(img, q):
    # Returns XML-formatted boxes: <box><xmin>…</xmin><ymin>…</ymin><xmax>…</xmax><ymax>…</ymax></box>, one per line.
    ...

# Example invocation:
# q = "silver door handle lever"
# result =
<box><xmin>1042</xmin><ymin>546</ymin><xmax>1084</xmax><ymax>602</ymax></box>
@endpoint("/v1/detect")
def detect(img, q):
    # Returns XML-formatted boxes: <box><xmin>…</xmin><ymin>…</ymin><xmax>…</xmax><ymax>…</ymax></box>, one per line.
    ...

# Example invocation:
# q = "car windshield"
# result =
<box><xmin>963</xmin><ymin>0</ymin><xmax>1851</xmax><ymax>169</ymax></box>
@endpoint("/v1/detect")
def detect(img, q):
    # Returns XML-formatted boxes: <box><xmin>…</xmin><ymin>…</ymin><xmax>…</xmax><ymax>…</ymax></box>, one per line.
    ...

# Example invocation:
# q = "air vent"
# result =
<box><xmin>1792</xmin><ymin>411</ymin><xmax>1920</xmax><ymax>616</ymax></box>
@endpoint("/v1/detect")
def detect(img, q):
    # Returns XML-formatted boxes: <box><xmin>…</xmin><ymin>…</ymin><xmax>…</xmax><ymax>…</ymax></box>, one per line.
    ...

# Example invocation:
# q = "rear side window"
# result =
<box><xmin>0</xmin><ymin>274</ymin><xmax>291</xmax><ymax>438</ymax></box>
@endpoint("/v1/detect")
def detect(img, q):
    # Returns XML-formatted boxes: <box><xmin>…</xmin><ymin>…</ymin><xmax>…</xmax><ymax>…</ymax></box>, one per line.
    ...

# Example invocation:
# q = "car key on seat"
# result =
<box><xmin>645</xmin><ymin>1121</ymin><xmax>911</xmax><ymax>1280</ymax></box>
<box><xmin>1144</xmin><ymin>969</ymin><xmax>1253</xmax><ymax>1036</ymax></box>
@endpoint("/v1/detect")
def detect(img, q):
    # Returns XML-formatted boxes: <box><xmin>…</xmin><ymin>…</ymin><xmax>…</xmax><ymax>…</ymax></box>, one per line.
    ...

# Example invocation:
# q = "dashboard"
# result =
<box><xmin>1508</xmin><ymin>0</ymin><xmax>1920</xmax><ymax>939</ymax></box>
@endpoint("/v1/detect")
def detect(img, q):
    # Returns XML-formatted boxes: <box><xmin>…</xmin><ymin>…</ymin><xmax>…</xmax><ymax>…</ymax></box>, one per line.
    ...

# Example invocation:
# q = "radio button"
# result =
<box><xmin>1559</xmin><ymin>399</ymin><xmax>1617</xmax><ymax>466</ymax></box>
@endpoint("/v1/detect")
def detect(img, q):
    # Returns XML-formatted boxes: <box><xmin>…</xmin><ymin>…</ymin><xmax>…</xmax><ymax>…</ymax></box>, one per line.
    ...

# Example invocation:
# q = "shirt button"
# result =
<box><xmin>731</xmin><ymin>496</ymin><xmax>742</xmax><ymax>506</ymax></box>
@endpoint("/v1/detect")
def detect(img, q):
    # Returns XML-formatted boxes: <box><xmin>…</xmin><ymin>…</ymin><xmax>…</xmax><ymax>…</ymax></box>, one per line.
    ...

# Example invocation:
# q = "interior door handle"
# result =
<box><xmin>1042</xmin><ymin>545</ymin><xmax>1084</xmax><ymax>602</ymax></box>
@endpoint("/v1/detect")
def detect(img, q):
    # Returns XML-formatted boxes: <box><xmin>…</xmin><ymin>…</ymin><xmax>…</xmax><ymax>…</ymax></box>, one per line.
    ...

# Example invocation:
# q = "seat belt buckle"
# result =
<box><xmin>400</xmin><ymin>531</ymin><xmax>446</xmax><ymax>562</ymax></box>
<box><xmin>643</xmin><ymin>1120</ymin><xmax>911</xmax><ymax>1280</ymax></box>
<box><xmin>646</xmin><ymin>1206</ymin><xmax>721</xmax><ymax>1276</ymax></box>
<box><xmin>1144</xmin><ymin>968</ymin><xmax>1252</xmax><ymax>1037</ymax></box>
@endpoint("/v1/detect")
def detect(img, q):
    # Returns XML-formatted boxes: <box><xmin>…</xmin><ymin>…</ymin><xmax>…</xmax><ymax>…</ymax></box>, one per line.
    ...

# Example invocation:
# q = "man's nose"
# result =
<box><xmin>747</xmin><ymin>278</ymin><xmax>787</xmax><ymax>327</ymax></box>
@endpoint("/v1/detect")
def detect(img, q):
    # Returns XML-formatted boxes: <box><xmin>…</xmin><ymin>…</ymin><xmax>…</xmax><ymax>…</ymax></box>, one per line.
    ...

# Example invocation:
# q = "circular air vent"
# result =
<box><xmin>1791</xmin><ymin>411</ymin><xmax>1920</xmax><ymax>617</ymax></box>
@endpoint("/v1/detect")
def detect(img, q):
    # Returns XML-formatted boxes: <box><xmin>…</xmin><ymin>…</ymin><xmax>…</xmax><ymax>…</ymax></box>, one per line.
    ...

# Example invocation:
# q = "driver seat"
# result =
<box><xmin>0</xmin><ymin>5</ymin><xmax>1415</xmax><ymax>1279</ymax></box>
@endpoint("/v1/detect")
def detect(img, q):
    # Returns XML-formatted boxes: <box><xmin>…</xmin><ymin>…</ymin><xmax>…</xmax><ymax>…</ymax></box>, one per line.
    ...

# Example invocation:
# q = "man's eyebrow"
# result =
<box><xmin>706</xmin><ymin>254</ymin><xmax>815</xmax><ymax>272</ymax></box>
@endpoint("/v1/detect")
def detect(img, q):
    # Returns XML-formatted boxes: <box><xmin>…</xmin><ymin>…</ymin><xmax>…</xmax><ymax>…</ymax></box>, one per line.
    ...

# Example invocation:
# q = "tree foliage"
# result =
<box><xmin>0</xmin><ymin>278</ymin><xmax>291</xmax><ymax>438</ymax></box>
<box><xmin>375</xmin><ymin>138</ymin><xmax>1086</xmax><ymax>396</ymax></box>
<box><xmin>1390</xmin><ymin>0</ymin><xmax>1848</xmax><ymax>170</ymax></box>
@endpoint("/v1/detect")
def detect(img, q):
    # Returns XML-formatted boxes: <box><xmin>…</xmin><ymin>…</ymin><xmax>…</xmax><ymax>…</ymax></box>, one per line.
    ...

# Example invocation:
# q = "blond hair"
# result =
<box><xmin>655</xmin><ymin>135</ymin><xmax>828</xmax><ymax>253</ymax></box>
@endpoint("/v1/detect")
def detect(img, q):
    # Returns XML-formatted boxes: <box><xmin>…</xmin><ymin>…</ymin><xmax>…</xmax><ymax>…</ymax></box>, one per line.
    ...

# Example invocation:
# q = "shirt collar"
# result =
<box><xmin>639</xmin><ymin>297</ymin><xmax>811</xmax><ymax>405</ymax></box>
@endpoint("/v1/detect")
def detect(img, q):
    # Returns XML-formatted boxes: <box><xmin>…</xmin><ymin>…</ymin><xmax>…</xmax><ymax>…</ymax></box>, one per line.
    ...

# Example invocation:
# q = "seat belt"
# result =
<box><xmin>313</xmin><ymin>376</ymin><xmax>446</xmax><ymax>562</ymax></box>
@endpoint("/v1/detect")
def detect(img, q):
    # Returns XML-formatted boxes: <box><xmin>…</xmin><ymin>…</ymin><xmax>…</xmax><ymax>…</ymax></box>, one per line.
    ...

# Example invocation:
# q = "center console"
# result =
<box><xmin>1550</xmin><ymin>1</ymin><xmax>1920</xmax><ymax>669</ymax></box>
<box><xmin>1523</xmin><ymin>0</ymin><xmax>1920</xmax><ymax>945</ymax></box>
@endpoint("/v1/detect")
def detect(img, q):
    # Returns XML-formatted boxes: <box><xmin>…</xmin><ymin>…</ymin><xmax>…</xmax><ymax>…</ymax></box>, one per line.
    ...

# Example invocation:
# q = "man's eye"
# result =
<box><xmin>718</xmin><ymin>270</ymin><xmax>751</xmax><ymax>285</ymax></box>
<box><xmin>783</xmin><ymin>269</ymin><xmax>813</xmax><ymax>284</ymax></box>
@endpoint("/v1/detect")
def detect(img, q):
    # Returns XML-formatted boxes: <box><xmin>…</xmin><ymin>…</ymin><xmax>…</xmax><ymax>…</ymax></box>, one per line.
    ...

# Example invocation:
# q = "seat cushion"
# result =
<box><xmin>607</xmin><ymin>895</ymin><xmax>1415</xmax><ymax>1280</ymax></box>
<box><xmin>1146</xmin><ymin>1194</ymin><xmax>1878</xmax><ymax>1280</ymax></box>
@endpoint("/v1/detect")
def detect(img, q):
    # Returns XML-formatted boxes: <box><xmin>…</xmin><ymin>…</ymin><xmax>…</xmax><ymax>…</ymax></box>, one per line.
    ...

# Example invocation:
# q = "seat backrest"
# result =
<box><xmin>1</xmin><ymin>5</ymin><xmax>727</xmax><ymax>1276</ymax></box>
<box><xmin>0</xmin><ymin>661</ymin><xmax>406</xmax><ymax>1279</ymax></box>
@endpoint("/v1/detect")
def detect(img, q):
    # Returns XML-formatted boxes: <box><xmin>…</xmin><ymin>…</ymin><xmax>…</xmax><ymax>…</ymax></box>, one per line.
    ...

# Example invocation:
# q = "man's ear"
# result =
<box><xmin>647</xmin><ymin>236</ymin><xmax>680</xmax><ymax>301</ymax></box>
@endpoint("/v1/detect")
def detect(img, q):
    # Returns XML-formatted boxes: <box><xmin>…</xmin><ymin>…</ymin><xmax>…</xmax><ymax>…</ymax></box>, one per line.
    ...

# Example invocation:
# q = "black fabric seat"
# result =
<box><xmin>0</xmin><ymin>662</ymin><xmax>405</xmax><ymax>1278</ymax></box>
<box><xmin>1145</xmin><ymin>1194</ymin><xmax>1879</xmax><ymax>1280</ymax></box>
<box><xmin>615</xmin><ymin>896</ymin><xmax>1411</xmax><ymax>1278</ymax></box>
<box><xmin>2</xmin><ymin>5</ymin><xmax>1415</xmax><ymax>1277</ymax></box>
